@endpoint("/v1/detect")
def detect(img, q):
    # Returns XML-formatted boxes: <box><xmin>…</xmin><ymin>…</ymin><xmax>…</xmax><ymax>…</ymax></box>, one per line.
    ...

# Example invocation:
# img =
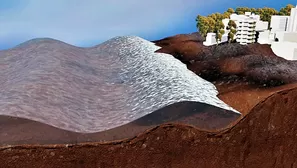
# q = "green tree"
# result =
<box><xmin>261</xmin><ymin>7</ymin><xmax>278</xmax><ymax>22</ymax></box>
<box><xmin>196</xmin><ymin>15</ymin><xmax>209</xmax><ymax>37</ymax></box>
<box><xmin>227</xmin><ymin>20</ymin><xmax>237</xmax><ymax>43</ymax></box>
<box><xmin>279</xmin><ymin>4</ymin><xmax>294</xmax><ymax>15</ymax></box>
<box><xmin>251</xmin><ymin>8</ymin><xmax>257</xmax><ymax>14</ymax></box>
<box><xmin>223</xmin><ymin>11</ymin><xmax>231</xmax><ymax>18</ymax></box>
<box><xmin>226</xmin><ymin>8</ymin><xmax>235</xmax><ymax>14</ymax></box>
<box><xmin>228</xmin><ymin>20</ymin><xmax>237</xmax><ymax>28</ymax></box>
<box><xmin>196</xmin><ymin>14</ymin><xmax>224</xmax><ymax>38</ymax></box>
<box><xmin>214</xmin><ymin>20</ymin><xmax>225</xmax><ymax>45</ymax></box>
<box><xmin>207</xmin><ymin>17</ymin><xmax>216</xmax><ymax>33</ymax></box>
<box><xmin>235</xmin><ymin>7</ymin><xmax>251</xmax><ymax>14</ymax></box>
<box><xmin>255</xmin><ymin>8</ymin><xmax>263</xmax><ymax>15</ymax></box>
<box><xmin>208</xmin><ymin>12</ymin><xmax>225</xmax><ymax>21</ymax></box>
<box><xmin>251</xmin><ymin>7</ymin><xmax>278</xmax><ymax>27</ymax></box>
<box><xmin>224</xmin><ymin>8</ymin><xmax>235</xmax><ymax>18</ymax></box>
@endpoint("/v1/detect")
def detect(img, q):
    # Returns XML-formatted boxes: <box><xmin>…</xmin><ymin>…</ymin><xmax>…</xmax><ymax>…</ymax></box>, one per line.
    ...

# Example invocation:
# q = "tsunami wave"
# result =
<box><xmin>0</xmin><ymin>36</ymin><xmax>240</xmax><ymax>133</ymax></box>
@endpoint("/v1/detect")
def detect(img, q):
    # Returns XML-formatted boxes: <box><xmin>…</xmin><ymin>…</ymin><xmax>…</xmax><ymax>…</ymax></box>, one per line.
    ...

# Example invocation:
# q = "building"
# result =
<box><xmin>271</xmin><ymin>32</ymin><xmax>297</xmax><ymax>60</ymax></box>
<box><xmin>255</xmin><ymin>20</ymin><xmax>269</xmax><ymax>31</ymax></box>
<box><xmin>236</xmin><ymin>19</ymin><xmax>257</xmax><ymax>45</ymax></box>
<box><xmin>288</xmin><ymin>5</ymin><xmax>297</xmax><ymax>32</ymax></box>
<box><xmin>202</xmin><ymin>5</ymin><xmax>297</xmax><ymax>59</ymax></box>
<box><xmin>203</xmin><ymin>12</ymin><xmax>267</xmax><ymax>46</ymax></box>
<box><xmin>228</xmin><ymin>12</ymin><xmax>268</xmax><ymax>45</ymax></box>
<box><xmin>257</xmin><ymin>30</ymin><xmax>272</xmax><ymax>44</ymax></box>
<box><xmin>203</xmin><ymin>33</ymin><xmax>217</xmax><ymax>46</ymax></box>
<box><xmin>269</xmin><ymin>5</ymin><xmax>297</xmax><ymax>41</ymax></box>
<box><xmin>203</xmin><ymin>33</ymin><xmax>228</xmax><ymax>46</ymax></box>
<box><xmin>267</xmin><ymin>5</ymin><xmax>297</xmax><ymax>60</ymax></box>
<box><xmin>270</xmin><ymin>16</ymin><xmax>290</xmax><ymax>32</ymax></box>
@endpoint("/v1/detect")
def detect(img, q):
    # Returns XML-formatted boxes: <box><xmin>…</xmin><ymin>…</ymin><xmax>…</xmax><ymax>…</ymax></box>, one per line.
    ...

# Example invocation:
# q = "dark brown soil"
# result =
<box><xmin>1</xmin><ymin>87</ymin><xmax>297</xmax><ymax>168</ymax></box>
<box><xmin>154</xmin><ymin>33</ymin><xmax>297</xmax><ymax>86</ymax></box>
<box><xmin>0</xmin><ymin>101</ymin><xmax>239</xmax><ymax>146</ymax></box>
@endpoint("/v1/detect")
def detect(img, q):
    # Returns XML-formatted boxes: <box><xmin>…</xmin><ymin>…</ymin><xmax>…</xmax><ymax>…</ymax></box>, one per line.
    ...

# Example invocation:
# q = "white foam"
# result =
<box><xmin>0</xmin><ymin>36</ymin><xmax>240</xmax><ymax>133</ymax></box>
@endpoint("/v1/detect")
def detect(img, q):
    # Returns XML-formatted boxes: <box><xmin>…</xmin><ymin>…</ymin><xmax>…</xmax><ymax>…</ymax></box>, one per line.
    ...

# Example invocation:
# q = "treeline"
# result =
<box><xmin>196</xmin><ymin>8</ymin><xmax>236</xmax><ymax>43</ymax></box>
<box><xmin>196</xmin><ymin>4</ymin><xmax>295</xmax><ymax>39</ymax></box>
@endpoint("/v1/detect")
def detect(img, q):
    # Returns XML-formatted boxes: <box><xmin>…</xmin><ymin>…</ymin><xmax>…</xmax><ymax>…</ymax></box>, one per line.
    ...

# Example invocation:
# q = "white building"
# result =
<box><xmin>203</xmin><ymin>5</ymin><xmax>297</xmax><ymax>60</ymax></box>
<box><xmin>203</xmin><ymin>33</ymin><xmax>228</xmax><ymax>46</ymax></box>
<box><xmin>203</xmin><ymin>19</ymin><xmax>229</xmax><ymax>46</ymax></box>
<box><xmin>267</xmin><ymin>5</ymin><xmax>297</xmax><ymax>60</ymax></box>
<box><xmin>228</xmin><ymin>12</ymin><xmax>268</xmax><ymax>45</ymax></box>
<box><xmin>271</xmin><ymin>32</ymin><xmax>297</xmax><ymax>60</ymax></box>
<box><xmin>203</xmin><ymin>33</ymin><xmax>217</xmax><ymax>46</ymax></box>
<box><xmin>269</xmin><ymin>5</ymin><xmax>297</xmax><ymax>39</ymax></box>
<box><xmin>203</xmin><ymin>12</ymin><xmax>268</xmax><ymax>46</ymax></box>
<box><xmin>258</xmin><ymin>30</ymin><xmax>272</xmax><ymax>44</ymax></box>
<box><xmin>270</xmin><ymin>16</ymin><xmax>290</xmax><ymax>32</ymax></box>
<box><xmin>255</xmin><ymin>20</ymin><xmax>269</xmax><ymax>31</ymax></box>
<box><xmin>288</xmin><ymin>5</ymin><xmax>297</xmax><ymax>32</ymax></box>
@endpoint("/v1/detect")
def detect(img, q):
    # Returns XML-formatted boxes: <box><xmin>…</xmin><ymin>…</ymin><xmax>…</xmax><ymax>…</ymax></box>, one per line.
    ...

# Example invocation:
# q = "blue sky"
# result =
<box><xmin>0</xmin><ymin>0</ymin><xmax>296</xmax><ymax>49</ymax></box>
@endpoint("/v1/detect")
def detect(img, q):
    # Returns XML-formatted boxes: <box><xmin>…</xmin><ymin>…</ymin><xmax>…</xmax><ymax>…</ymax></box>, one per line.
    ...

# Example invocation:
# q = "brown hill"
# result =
<box><xmin>154</xmin><ymin>34</ymin><xmax>297</xmax><ymax>86</ymax></box>
<box><xmin>0</xmin><ymin>101</ymin><xmax>239</xmax><ymax>146</ymax></box>
<box><xmin>1</xmin><ymin>86</ymin><xmax>297</xmax><ymax>168</ymax></box>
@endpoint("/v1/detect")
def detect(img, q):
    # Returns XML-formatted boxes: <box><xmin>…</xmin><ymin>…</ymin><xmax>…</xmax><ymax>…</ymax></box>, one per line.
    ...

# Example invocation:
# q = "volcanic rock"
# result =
<box><xmin>154</xmin><ymin>33</ymin><xmax>297</xmax><ymax>86</ymax></box>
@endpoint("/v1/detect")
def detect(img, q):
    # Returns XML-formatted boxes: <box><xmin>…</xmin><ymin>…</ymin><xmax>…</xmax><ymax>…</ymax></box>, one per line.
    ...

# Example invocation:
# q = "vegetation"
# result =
<box><xmin>196</xmin><ymin>15</ymin><xmax>210</xmax><ymax>37</ymax></box>
<box><xmin>214</xmin><ymin>21</ymin><xmax>225</xmax><ymax>45</ymax></box>
<box><xmin>279</xmin><ymin>4</ymin><xmax>295</xmax><ymax>15</ymax></box>
<box><xmin>227</xmin><ymin>20</ymin><xmax>237</xmax><ymax>43</ymax></box>
<box><xmin>196</xmin><ymin>4</ymin><xmax>294</xmax><ymax>39</ymax></box>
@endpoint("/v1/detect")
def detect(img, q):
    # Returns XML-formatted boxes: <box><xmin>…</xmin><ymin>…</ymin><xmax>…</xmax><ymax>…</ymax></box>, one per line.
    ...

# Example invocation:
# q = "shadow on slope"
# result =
<box><xmin>0</xmin><ymin>101</ymin><xmax>239</xmax><ymax>146</ymax></box>
<box><xmin>1</xmin><ymin>85</ymin><xmax>297</xmax><ymax>168</ymax></box>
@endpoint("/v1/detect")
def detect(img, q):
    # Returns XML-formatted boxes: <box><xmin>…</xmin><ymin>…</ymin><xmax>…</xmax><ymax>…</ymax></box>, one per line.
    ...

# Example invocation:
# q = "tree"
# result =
<box><xmin>228</xmin><ymin>19</ymin><xmax>237</xmax><ymax>28</ymax></box>
<box><xmin>226</xmin><ymin>8</ymin><xmax>235</xmax><ymax>14</ymax></box>
<box><xmin>251</xmin><ymin>8</ymin><xmax>257</xmax><ymax>14</ymax></box>
<box><xmin>224</xmin><ymin>8</ymin><xmax>235</xmax><ymax>18</ymax></box>
<box><xmin>208</xmin><ymin>12</ymin><xmax>225</xmax><ymax>21</ymax></box>
<box><xmin>207</xmin><ymin>17</ymin><xmax>216</xmax><ymax>33</ymax></box>
<box><xmin>196</xmin><ymin>15</ymin><xmax>209</xmax><ymax>37</ymax></box>
<box><xmin>256</xmin><ymin>8</ymin><xmax>263</xmax><ymax>15</ymax></box>
<box><xmin>279</xmin><ymin>4</ymin><xmax>294</xmax><ymax>15</ymax></box>
<box><xmin>235</xmin><ymin>7</ymin><xmax>251</xmax><ymax>14</ymax></box>
<box><xmin>261</xmin><ymin>7</ymin><xmax>278</xmax><ymax>22</ymax></box>
<box><xmin>223</xmin><ymin>11</ymin><xmax>231</xmax><ymax>18</ymax></box>
<box><xmin>258</xmin><ymin>7</ymin><xmax>278</xmax><ymax>27</ymax></box>
<box><xmin>196</xmin><ymin>13</ymin><xmax>223</xmax><ymax>38</ymax></box>
<box><xmin>214</xmin><ymin>20</ymin><xmax>225</xmax><ymax>45</ymax></box>
<box><xmin>227</xmin><ymin>20</ymin><xmax>237</xmax><ymax>43</ymax></box>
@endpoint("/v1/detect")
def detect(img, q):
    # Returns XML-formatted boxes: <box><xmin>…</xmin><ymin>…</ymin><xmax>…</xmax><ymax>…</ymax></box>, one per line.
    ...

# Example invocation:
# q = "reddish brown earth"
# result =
<box><xmin>1</xmin><ymin>87</ymin><xmax>297</xmax><ymax>168</ymax></box>
<box><xmin>153</xmin><ymin>33</ymin><xmax>297</xmax><ymax>86</ymax></box>
<box><xmin>0</xmin><ymin>101</ymin><xmax>239</xmax><ymax>146</ymax></box>
<box><xmin>2</xmin><ymin>33</ymin><xmax>297</xmax><ymax>167</ymax></box>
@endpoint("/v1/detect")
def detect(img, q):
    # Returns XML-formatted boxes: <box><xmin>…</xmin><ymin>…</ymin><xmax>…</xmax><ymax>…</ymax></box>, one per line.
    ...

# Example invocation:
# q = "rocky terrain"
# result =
<box><xmin>1</xmin><ymin>33</ymin><xmax>297</xmax><ymax>168</ymax></box>
<box><xmin>153</xmin><ymin>32</ymin><xmax>297</xmax><ymax>86</ymax></box>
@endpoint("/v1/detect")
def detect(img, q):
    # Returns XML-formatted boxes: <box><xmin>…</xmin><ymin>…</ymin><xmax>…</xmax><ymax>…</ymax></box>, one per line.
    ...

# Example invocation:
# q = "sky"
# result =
<box><xmin>0</xmin><ymin>0</ymin><xmax>296</xmax><ymax>49</ymax></box>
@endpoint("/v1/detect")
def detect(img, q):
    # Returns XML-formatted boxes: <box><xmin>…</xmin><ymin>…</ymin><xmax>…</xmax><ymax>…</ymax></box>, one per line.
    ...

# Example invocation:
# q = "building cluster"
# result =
<box><xmin>203</xmin><ymin>5</ymin><xmax>297</xmax><ymax>60</ymax></box>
